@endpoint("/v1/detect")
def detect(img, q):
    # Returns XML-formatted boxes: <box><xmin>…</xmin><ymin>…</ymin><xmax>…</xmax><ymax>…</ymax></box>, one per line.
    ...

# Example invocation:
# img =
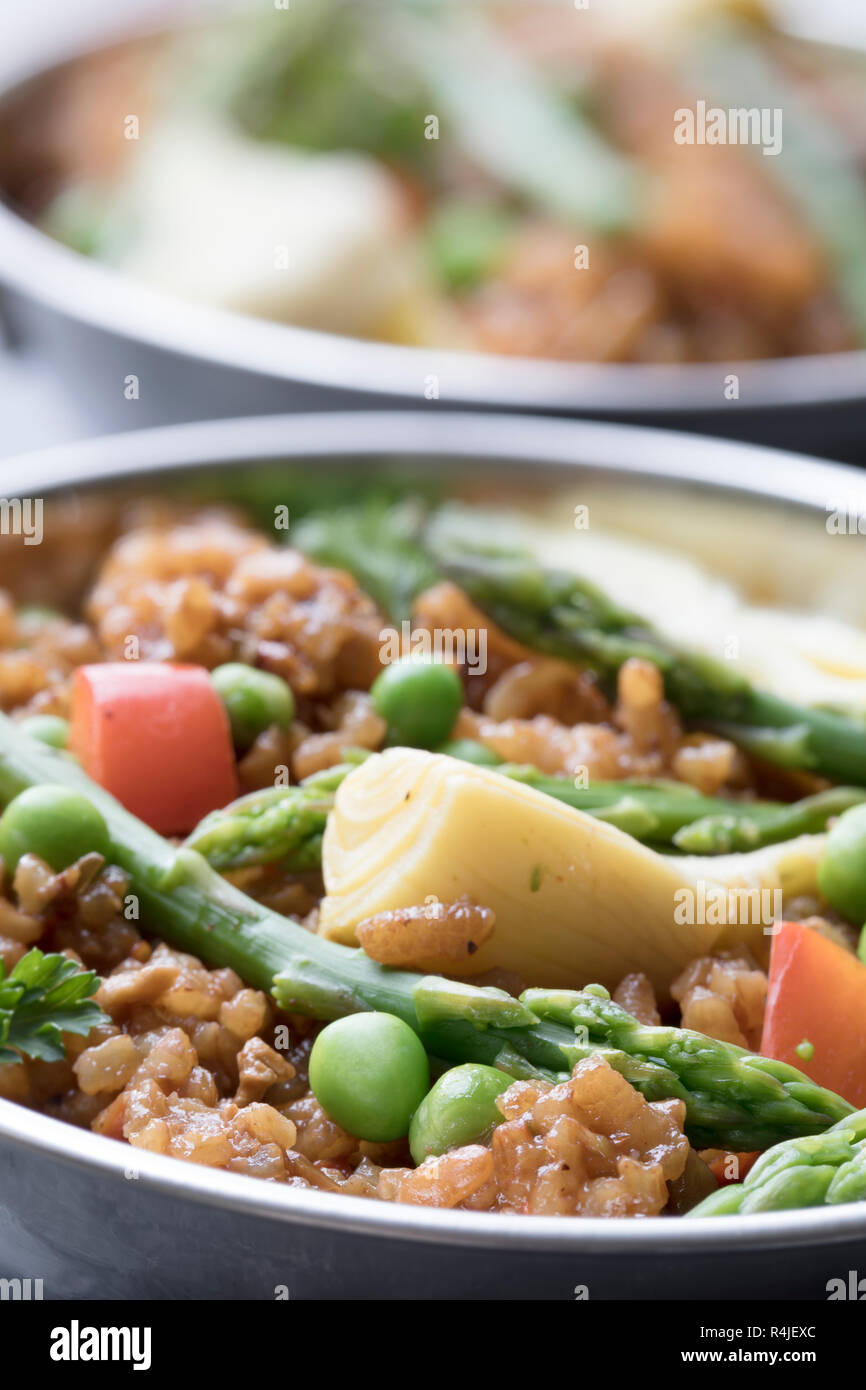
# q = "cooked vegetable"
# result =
<box><xmin>436</xmin><ymin>738</ymin><xmax>502</xmax><ymax>766</ymax></box>
<box><xmin>184</xmin><ymin>768</ymin><xmax>345</xmax><ymax>871</ymax></box>
<box><xmin>187</xmin><ymin>749</ymin><xmax>860</xmax><ymax>872</ymax></box>
<box><xmin>425</xmin><ymin>199</ymin><xmax>515</xmax><ymax>292</ymax></box>
<box><xmin>293</xmin><ymin>495</ymin><xmax>438</xmax><ymax>623</ymax></box>
<box><xmin>522</xmin><ymin>985</ymin><xmax>852</xmax><ymax>1152</ymax></box>
<box><xmin>0</xmin><ymin>947</ymin><xmax>108</xmax><ymax>1065</ymax></box>
<box><xmin>227</xmin><ymin>0</ymin><xmax>431</xmax><ymax>164</ymax></box>
<box><xmin>424</xmin><ymin>506</ymin><xmax>866</xmax><ymax>785</ymax></box>
<box><xmin>210</xmin><ymin>662</ymin><xmax>295</xmax><ymax>752</ymax></box>
<box><xmin>294</xmin><ymin>496</ymin><xmax>866</xmax><ymax>787</ymax></box>
<box><xmin>688</xmin><ymin>1107</ymin><xmax>866</xmax><ymax>1216</ymax></box>
<box><xmin>309</xmin><ymin>1012</ymin><xmax>430</xmax><ymax>1142</ymax></box>
<box><xmin>504</xmin><ymin>773</ymin><xmax>863</xmax><ymax>854</ymax></box>
<box><xmin>409</xmin><ymin>1062</ymin><xmax>510</xmax><ymax>1164</ymax></box>
<box><xmin>670</xmin><ymin>787</ymin><xmax>866</xmax><ymax>854</ymax></box>
<box><xmin>371</xmin><ymin>656</ymin><xmax>463</xmax><ymax>749</ymax></box>
<box><xmin>69</xmin><ymin>662</ymin><xmax>238</xmax><ymax>835</ymax></box>
<box><xmin>16</xmin><ymin>714</ymin><xmax>69</xmax><ymax>749</ymax></box>
<box><xmin>0</xmin><ymin>718</ymin><xmax>849</xmax><ymax>1151</ymax></box>
<box><xmin>319</xmin><ymin>748</ymin><xmax>825</xmax><ymax>991</ymax></box>
<box><xmin>0</xmin><ymin>784</ymin><xmax>109</xmax><ymax>872</ymax></box>
<box><xmin>761</xmin><ymin>922</ymin><xmax>866</xmax><ymax>1109</ymax></box>
<box><xmin>687</xmin><ymin>25</ymin><xmax>866</xmax><ymax>344</ymax></box>
<box><xmin>816</xmin><ymin>803</ymin><xmax>866</xmax><ymax>927</ymax></box>
<box><xmin>396</xmin><ymin>4</ymin><xmax>642</xmax><ymax>236</ymax></box>
<box><xmin>41</xmin><ymin>184</ymin><xmax>114</xmax><ymax>259</ymax></box>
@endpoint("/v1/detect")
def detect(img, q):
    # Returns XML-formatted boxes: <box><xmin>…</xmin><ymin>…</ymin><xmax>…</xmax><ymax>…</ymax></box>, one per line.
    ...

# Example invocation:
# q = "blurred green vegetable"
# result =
<box><xmin>436</xmin><ymin>738</ymin><xmax>502</xmax><ymax>766</ymax></box>
<box><xmin>293</xmin><ymin>495</ymin><xmax>437</xmax><ymax>623</ymax></box>
<box><xmin>397</xmin><ymin>4</ymin><xmax>642</xmax><ymax>235</ymax></box>
<box><xmin>426</xmin><ymin>199</ymin><xmax>516</xmax><ymax>291</ymax></box>
<box><xmin>17</xmin><ymin>715</ymin><xmax>69</xmax><ymax>750</ymax></box>
<box><xmin>211</xmin><ymin>663</ymin><xmax>295</xmax><ymax>752</ymax></box>
<box><xmin>424</xmin><ymin>503</ymin><xmax>866</xmax><ymax>785</ymax></box>
<box><xmin>817</xmin><ymin>802</ymin><xmax>866</xmax><ymax>926</ymax></box>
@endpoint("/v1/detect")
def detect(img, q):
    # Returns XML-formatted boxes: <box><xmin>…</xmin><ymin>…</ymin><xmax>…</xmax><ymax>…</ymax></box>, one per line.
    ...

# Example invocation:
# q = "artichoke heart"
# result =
<box><xmin>319</xmin><ymin>749</ymin><xmax>825</xmax><ymax>995</ymax></box>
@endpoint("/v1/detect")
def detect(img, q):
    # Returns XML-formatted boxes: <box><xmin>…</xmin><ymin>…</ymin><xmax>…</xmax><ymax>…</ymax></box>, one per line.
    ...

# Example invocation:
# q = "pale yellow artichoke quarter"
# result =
<box><xmin>317</xmin><ymin>749</ymin><xmax>824</xmax><ymax>998</ymax></box>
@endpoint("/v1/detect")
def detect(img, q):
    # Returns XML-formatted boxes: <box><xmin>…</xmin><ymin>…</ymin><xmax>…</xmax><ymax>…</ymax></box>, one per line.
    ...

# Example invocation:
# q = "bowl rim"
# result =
<box><xmin>4</xmin><ymin>404</ymin><xmax>866</xmax><ymax>505</ymax></box>
<box><xmin>2</xmin><ymin>14</ymin><xmax>866</xmax><ymax>415</ymax></box>
<box><xmin>1</xmin><ymin>406</ymin><xmax>866</xmax><ymax>1255</ymax></box>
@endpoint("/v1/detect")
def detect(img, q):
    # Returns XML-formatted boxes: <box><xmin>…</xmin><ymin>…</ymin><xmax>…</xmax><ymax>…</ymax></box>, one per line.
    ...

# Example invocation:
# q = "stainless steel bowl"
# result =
<box><xmin>1</xmin><ymin>409</ymin><xmax>866</xmax><ymax>1300</ymax></box>
<box><xmin>2</xmin><ymin>11</ymin><xmax>866</xmax><ymax>457</ymax></box>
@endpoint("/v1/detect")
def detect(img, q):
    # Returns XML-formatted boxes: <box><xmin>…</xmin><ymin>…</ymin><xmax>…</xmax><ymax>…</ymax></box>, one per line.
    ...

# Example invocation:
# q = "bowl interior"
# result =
<box><xmin>1</xmin><ymin>410</ymin><xmax>866</xmax><ymax>1253</ymax></box>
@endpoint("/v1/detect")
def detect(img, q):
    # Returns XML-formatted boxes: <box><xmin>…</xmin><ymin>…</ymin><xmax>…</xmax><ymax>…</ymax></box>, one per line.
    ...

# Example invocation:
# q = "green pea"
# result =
<box><xmin>309</xmin><ymin>1012</ymin><xmax>430</xmax><ymax>1142</ymax></box>
<box><xmin>426</xmin><ymin>198</ymin><xmax>514</xmax><ymax>292</ymax></box>
<box><xmin>0</xmin><ymin>784</ymin><xmax>110</xmax><ymax>872</ymax></box>
<box><xmin>17</xmin><ymin>715</ymin><xmax>69</xmax><ymax>749</ymax></box>
<box><xmin>42</xmin><ymin>184</ymin><xmax>111</xmax><ymax>258</ymax></box>
<box><xmin>371</xmin><ymin>657</ymin><xmax>463</xmax><ymax>749</ymax></box>
<box><xmin>436</xmin><ymin>738</ymin><xmax>501</xmax><ymax>767</ymax></box>
<box><xmin>817</xmin><ymin>803</ymin><xmax>866</xmax><ymax>925</ymax></box>
<box><xmin>17</xmin><ymin>604</ymin><xmax>63</xmax><ymax>633</ymax></box>
<box><xmin>211</xmin><ymin>663</ymin><xmax>295</xmax><ymax>752</ymax></box>
<box><xmin>409</xmin><ymin>1062</ymin><xmax>510</xmax><ymax>1166</ymax></box>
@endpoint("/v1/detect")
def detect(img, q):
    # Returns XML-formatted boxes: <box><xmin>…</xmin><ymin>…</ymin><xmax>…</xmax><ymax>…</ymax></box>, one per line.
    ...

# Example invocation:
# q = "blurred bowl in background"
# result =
<box><xmin>1</xmin><ymin>3</ymin><xmax>866</xmax><ymax>457</ymax></box>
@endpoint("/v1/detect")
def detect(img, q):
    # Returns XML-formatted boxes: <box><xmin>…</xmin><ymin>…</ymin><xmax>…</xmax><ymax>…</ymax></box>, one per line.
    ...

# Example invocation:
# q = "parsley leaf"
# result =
<box><xmin>0</xmin><ymin>948</ymin><xmax>108</xmax><ymax>1066</ymax></box>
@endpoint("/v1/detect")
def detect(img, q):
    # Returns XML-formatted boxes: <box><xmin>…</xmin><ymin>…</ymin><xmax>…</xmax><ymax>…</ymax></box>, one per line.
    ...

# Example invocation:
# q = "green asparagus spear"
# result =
<box><xmin>521</xmin><ymin>986</ymin><xmax>853</xmax><ymax>1152</ymax></box>
<box><xmin>395</xmin><ymin>3</ymin><xmax>642</xmax><ymax>237</ymax></box>
<box><xmin>423</xmin><ymin>505</ymin><xmax>866</xmax><ymax>785</ymax></box>
<box><xmin>184</xmin><ymin>762</ymin><xmax>355</xmax><ymax>871</ymax></box>
<box><xmin>293</xmin><ymin>495</ymin><xmax>437</xmax><ymax>623</ymax></box>
<box><xmin>186</xmin><ymin>757</ymin><xmax>866</xmax><ymax>871</ymax></box>
<box><xmin>670</xmin><ymin>786</ymin><xmax>866</xmax><ymax>854</ymax></box>
<box><xmin>688</xmin><ymin>1108</ymin><xmax>866</xmax><ymax>1216</ymax></box>
<box><xmin>295</xmin><ymin>496</ymin><xmax>866</xmax><ymax>785</ymax></box>
<box><xmin>501</xmin><ymin>771</ymin><xmax>864</xmax><ymax>854</ymax></box>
